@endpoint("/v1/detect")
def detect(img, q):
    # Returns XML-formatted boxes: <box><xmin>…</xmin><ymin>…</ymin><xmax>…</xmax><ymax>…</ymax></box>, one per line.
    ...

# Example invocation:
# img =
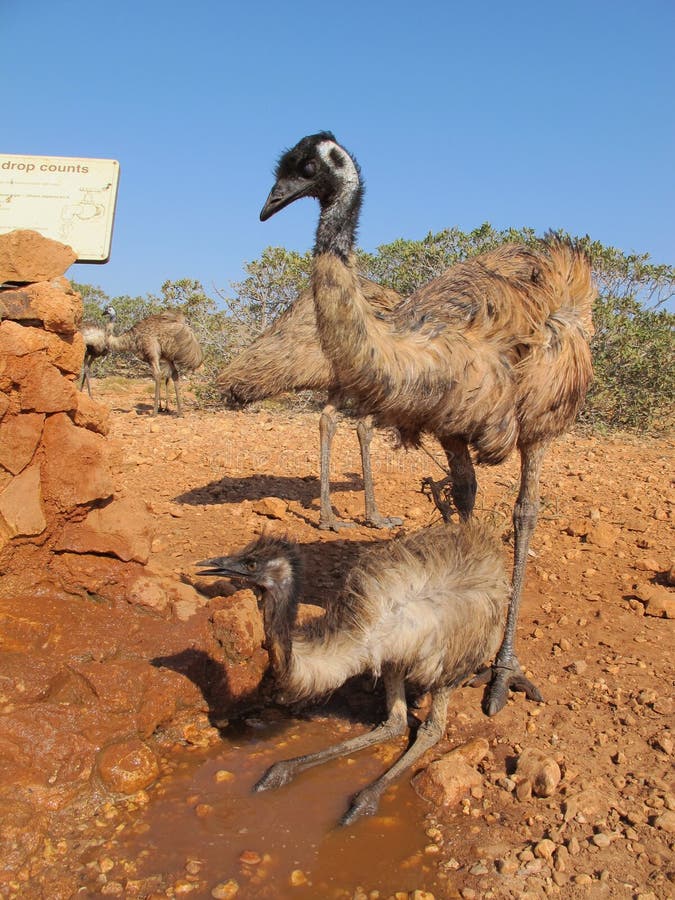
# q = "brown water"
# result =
<box><xmin>104</xmin><ymin>711</ymin><xmax>451</xmax><ymax>899</ymax></box>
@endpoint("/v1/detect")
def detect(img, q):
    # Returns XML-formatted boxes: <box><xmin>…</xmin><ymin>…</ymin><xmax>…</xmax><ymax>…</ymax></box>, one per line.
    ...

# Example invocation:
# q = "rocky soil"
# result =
<box><xmin>1</xmin><ymin>349</ymin><xmax>673</xmax><ymax>898</ymax></box>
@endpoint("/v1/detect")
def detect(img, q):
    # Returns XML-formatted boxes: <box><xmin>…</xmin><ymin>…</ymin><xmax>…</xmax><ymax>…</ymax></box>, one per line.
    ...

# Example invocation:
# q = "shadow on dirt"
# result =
<box><xmin>152</xmin><ymin>646</ymin><xmax>388</xmax><ymax>738</ymax></box>
<box><xmin>175</xmin><ymin>473</ymin><xmax>366</xmax><ymax>507</ymax></box>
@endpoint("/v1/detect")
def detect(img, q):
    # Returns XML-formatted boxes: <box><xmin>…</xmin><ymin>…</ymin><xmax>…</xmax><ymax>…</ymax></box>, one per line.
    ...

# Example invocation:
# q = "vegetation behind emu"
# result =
<box><xmin>76</xmin><ymin>224</ymin><xmax>674</xmax><ymax>434</ymax></box>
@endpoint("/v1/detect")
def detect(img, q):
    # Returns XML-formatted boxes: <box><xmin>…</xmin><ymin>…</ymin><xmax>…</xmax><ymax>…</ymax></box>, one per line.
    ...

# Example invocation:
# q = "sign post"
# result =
<box><xmin>0</xmin><ymin>154</ymin><xmax>120</xmax><ymax>263</ymax></box>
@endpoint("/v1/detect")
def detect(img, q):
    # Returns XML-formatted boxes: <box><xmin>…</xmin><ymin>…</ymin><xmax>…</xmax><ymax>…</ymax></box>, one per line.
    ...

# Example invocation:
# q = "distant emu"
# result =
<box><xmin>218</xmin><ymin>277</ymin><xmax>402</xmax><ymax>530</ymax></box>
<box><xmin>79</xmin><ymin>305</ymin><xmax>116</xmax><ymax>397</ymax></box>
<box><xmin>106</xmin><ymin>310</ymin><xmax>204</xmax><ymax>416</ymax></box>
<box><xmin>197</xmin><ymin>519</ymin><xmax>508</xmax><ymax>825</ymax></box>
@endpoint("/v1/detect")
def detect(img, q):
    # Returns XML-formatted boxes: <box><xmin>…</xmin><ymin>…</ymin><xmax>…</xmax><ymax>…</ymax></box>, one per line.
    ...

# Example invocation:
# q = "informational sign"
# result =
<box><xmin>0</xmin><ymin>154</ymin><xmax>120</xmax><ymax>263</ymax></box>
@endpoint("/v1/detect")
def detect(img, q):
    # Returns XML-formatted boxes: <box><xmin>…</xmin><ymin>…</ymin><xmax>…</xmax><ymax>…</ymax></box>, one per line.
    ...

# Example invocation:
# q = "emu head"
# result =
<box><xmin>260</xmin><ymin>131</ymin><xmax>362</xmax><ymax>221</ymax></box>
<box><xmin>196</xmin><ymin>533</ymin><xmax>301</xmax><ymax>594</ymax></box>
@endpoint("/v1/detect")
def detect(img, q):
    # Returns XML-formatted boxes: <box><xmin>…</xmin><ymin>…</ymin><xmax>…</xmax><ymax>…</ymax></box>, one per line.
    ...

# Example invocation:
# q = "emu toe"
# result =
<box><xmin>253</xmin><ymin>760</ymin><xmax>297</xmax><ymax>792</ymax></box>
<box><xmin>472</xmin><ymin>663</ymin><xmax>544</xmax><ymax>717</ymax></box>
<box><xmin>340</xmin><ymin>786</ymin><xmax>382</xmax><ymax>826</ymax></box>
<box><xmin>366</xmin><ymin>514</ymin><xmax>404</xmax><ymax>529</ymax></box>
<box><xmin>318</xmin><ymin>515</ymin><xmax>357</xmax><ymax>532</ymax></box>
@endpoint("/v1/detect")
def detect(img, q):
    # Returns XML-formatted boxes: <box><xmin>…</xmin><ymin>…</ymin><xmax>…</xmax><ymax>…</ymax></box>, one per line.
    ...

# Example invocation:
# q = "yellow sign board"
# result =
<box><xmin>0</xmin><ymin>154</ymin><xmax>120</xmax><ymax>263</ymax></box>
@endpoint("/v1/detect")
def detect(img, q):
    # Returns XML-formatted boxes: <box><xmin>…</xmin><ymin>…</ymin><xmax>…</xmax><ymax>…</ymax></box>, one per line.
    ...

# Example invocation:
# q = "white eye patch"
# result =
<box><xmin>317</xmin><ymin>140</ymin><xmax>360</xmax><ymax>190</ymax></box>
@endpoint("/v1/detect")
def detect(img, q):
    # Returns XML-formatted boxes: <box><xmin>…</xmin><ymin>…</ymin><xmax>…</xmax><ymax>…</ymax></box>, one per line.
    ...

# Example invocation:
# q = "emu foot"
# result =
<box><xmin>318</xmin><ymin>516</ymin><xmax>357</xmax><ymax>532</ymax></box>
<box><xmin>366</xmin><ymin>513</ymin><xmax>404</xmax><ymax>530</ymax></box>
<box><xmin>471</xmin><ymin>663</ymin><xmax>544</xmax><ymax>717</ymax></box>
<box><xmin>340</xmin><ymin>786</ymin><xmax>383</xmax><ymax>826</ymax></box>
<box><xmin>253</xmin><ymin>760</ymin><xmax>297</xmax><ymax>792</ymax></box>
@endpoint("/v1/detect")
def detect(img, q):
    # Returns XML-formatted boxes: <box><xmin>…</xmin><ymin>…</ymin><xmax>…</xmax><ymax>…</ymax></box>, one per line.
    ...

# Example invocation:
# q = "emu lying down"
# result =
<box><xmin>197</xmin><ymin>520</ymin><xmax>508</xmax><ymax>825</ymax></box>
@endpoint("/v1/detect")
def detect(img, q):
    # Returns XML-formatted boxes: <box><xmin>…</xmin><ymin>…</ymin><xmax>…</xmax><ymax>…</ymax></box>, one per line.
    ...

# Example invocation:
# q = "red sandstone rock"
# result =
<box><xmin>412</xmin><ymin>746</ymin><xmax>484</xmax><ymax>807</ymax></box>
<box><xmin>514</xmin><ymin>746</ymin><xmax>561</xmax><ymax>798</ymax></box>
<box><xmin>0</xmin><ymin>230</ymin><xmax>76</xmax><ymax>284</ymax></box>
<box><xmin>0</xmin><ymin>318</ymin><xmax>81</xmax><ymax>373</ymax></box>
<box><xmin>13</xmin><ymin>353</ymin><xmax>78</xmax><ymax>413</ymax></box>
<box><xmin>210</xmin><ymin>590</ymin><xmax>264</xmax><ymax>662</ymax></box>
<box><xmin>0</xmin><ymin>411</ymin><xmax>44</xmax><ymax>473</ymax></box>
<box><xmin>41</xmin><ymin>413</ymin><xmax>114</xmax><ymax>510</ymax></box>
<box><xmin>0</xmin><ymin>465</ymin><xmax>47</xmax><ymax>543</ymax></box>
<box><xmin>71</xmin><ymin>390</ymin><xmax>110</xmax><ymax>435</ymax></box>
<box><xmin>95</xmin><ymin>738</ymin><xmax>160</xmax><ymax>794</ymax></box>
<box><xmin>55</xmin><ymin>496</ymin><xmax>154</xmax><ymax>563</ymax></box>
<box><xmin>252</xmin><ymin>496</ymin><xmax>289</xmax><ymax>519</ymax></box>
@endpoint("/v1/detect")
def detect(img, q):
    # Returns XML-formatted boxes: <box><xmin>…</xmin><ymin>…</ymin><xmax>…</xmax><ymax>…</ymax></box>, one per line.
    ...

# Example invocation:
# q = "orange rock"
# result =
<box><xmin>96</xmin><ymin>738</ymin><xmax>159</xmax><ymax>794</ymax></box>
<box><xmin>412</xmin><ymin>754</ymin><xmax>482</xmax><ymax>807</ymax></box>
<box><xmin>0</xmin><ymin>412</ymin><xmax>44</xmax><ymax>474</ymax></box>
<box><xmin>252</xmin><ymin>496</ymin><xmax>288</xmax><ymax>519</ymax></box>
<box><xmin>55</xmin><ymin>495</ymin><xmax>154</xmax><ymax>563</ymax></box>
<box><xmin>210</xmin><ymin>591</ymin><xmax>264</xmax><ymax>663</ymax></box>
<box><xmin>585</xmin><ymin>523</ymin><xmax>619</xmax><ymax>549</ymax></box>
<box><xmin>41</xmin><ymin>413</ymin><xmax>114</xmax><ymax>510</ymax></box>
<box><xmin>14</xmin><ymin>354</ymin><xmax>78</xmax><ymax>413</ymax></box>
<box><xmin>514</xmin><ymin>747</ymin><xmax>561</xmax><ymax>798</ymax></box>
<box><xmin>71</xmin><ymin>391</ymin><xmax>111</xmax><ymax>435</ymax></box>
<box><xmin>0</xmin><ymin>465</ymin><xmax>46</xmax><ymax>539</ymax></box>
<box><xmin>0</xmin><ymin>230</ymin><xmax>76</xmax><ymax>284</ymax></box>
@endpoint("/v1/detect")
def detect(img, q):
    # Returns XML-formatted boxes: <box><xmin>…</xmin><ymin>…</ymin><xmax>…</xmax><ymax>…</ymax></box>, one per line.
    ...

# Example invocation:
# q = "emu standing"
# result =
<box><xmin>106</xmin><ymin>311</ymin><xmax>204</xmax><ymax>416</ymax></box>
<box><xmin>259</xmin><ymin>132</ymin><xmax>596</xmax><ymax>715</ymax></box>
<box><xmin>197</xmin><ymin>520</ymin><xmax>508</xmax><ymax>824</ymax></box>
<box><xmin>79</xmin><ymin>305</ymin><xmax>116</xmax><ymax>397</ymax></box>
<box><xmin>218</xmin><ymin>277</ymin><xmax>402</xmax><ymax>530</ymax></box>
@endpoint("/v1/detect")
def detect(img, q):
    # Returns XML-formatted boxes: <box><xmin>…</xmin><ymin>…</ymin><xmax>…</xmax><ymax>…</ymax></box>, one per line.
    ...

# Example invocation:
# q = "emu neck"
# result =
<box><xmin>259</xmin><ymin>582</ymin><xmax>298</xmax><ymax>684</ymax></box>
<box><xmin>314</xmin><ymin>188</ymin><xmax>362</xmax><ymax>261</ymax></box>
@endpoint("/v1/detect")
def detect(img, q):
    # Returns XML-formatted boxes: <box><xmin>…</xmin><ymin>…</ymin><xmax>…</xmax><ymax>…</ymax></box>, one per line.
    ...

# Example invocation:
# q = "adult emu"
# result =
<box><xmin>106</xmin><ymin>311</ymin><xmax>204</xmax><ymax>416</ymax></box>
<box><xmin>259</xmin><ymin>132</ymin><xmax>595</xmax><ymax>715</ymax></box>
<box><xmin>197</xmin><ymin>520</ymin><xmax>508</xmax><ymax>824</ymax></box>
<box><xmin>218</xmin><ymin>277</ymin><xmax>402</xmax><ymax>530</ymax></box>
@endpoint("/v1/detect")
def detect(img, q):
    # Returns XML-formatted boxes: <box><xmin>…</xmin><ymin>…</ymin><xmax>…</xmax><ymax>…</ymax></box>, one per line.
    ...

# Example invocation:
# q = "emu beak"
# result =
<box><xmin>260</xmin><ymin>177</ymin><xmax>309</xmax><ymax>221</ymax></box>
<box><xmin>195</xmin><ymin>556</ymin><xmax>247</xmax><ymax>578</ymax></box>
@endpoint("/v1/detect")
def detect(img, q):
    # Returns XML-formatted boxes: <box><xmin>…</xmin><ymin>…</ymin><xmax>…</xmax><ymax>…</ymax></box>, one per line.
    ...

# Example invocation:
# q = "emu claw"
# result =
<box><xmin>253</xmin><ymin>761</ymin><xmax>296</xmax><ymax>792</ymax></box>
<box><xmin>318</xmin><ymin>517</ymin><xmax>357</xmax><ymax>532</ymax></box>
<box><xmin>366</xmin><ymin>515</ymin><xmax>404</xmax><ymax>530</ymax></box>
<box><xmin>471</xmin><ymin>664</ymin><xmax>544</xmax><ymax>717</ymax></box>
<box><xmin>339</xmin><ymin>787</ymin><xmax>381</xmax><ymax>826</ymax></box>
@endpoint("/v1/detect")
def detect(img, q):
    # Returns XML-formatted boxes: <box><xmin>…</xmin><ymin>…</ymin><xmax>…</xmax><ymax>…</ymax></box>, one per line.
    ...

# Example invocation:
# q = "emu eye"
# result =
<box><xmin>301</xmin><ymin>160</ymin><xmax>316</xmax><ymax>178</ymax></box>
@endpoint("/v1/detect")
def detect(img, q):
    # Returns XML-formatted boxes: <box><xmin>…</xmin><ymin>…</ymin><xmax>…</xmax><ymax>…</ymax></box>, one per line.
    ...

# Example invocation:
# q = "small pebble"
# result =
<box><xmin>211</xmin><ymin>881</ymin><xmax>239</xmax><ymax>899</ymax></box>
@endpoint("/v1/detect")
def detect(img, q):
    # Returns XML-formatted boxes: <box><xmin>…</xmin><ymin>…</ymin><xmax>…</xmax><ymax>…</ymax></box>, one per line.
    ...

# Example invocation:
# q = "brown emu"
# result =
<box><xmin>259</xmin><ymin>132</ymin><xmax>595</xmax><ymax>715</ymax></box>
<box><xmin>197</xmin><ymin>519</ymin><xmax>508</xmax><ymax>825</ymax></box>
<box><xmin>79</xmin><ymin>305</ymin><xmax>116</xmax><ymax>397</ymax></box>
<box><xmin>106</xmin><ymin>311</ymin><xmax>204</xmax><ymax>416</ymax></box>
<box><xmin>218</xmin><ymin>277</ymin><xmax>402</xmax><ymax>530</ymax></box>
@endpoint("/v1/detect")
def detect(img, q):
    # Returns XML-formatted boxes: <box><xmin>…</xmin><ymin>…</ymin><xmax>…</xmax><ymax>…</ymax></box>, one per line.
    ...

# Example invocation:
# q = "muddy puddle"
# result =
<box><xmin>85</xmin><ymin>711</ymin><xmax>451</xmax><ymax>898</ymax></box>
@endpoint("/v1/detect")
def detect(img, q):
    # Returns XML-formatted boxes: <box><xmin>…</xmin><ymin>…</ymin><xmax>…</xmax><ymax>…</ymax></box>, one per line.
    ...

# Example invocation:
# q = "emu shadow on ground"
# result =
<box><xmin>175</xmin><ymin>472</ymin><xmax>367</xmax><ymax>509</ymax></box>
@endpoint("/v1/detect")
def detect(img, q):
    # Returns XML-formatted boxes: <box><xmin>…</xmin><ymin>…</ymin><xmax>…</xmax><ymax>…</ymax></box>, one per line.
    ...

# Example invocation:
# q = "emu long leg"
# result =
<box><xmin>79</xmin><ymin>352</ymin><xmax>93</xmax><ymax>397</ymax></box>
<box><xmin>318</xmin><ymin>403</ymin><xmax>352</xmax><ymax>531</ymax></box>
<box><xmin>357</xmin><ymin>417</ymin><xmax>403</xmax><ymax>529</ymax></box>
<box><xmin>170</xmin><ymin>364</ymin><xmax>182</xmax><ymax>416</ymax></box>
<box><xmin>151</xmin><ymin>362</ymin><xmax>162</xmax><ymax>416</ymax></box>
<box><xmin>482</xmin><ymin>441</ymin><xmax>548</xmax><ymax>716</ymax></box>
<box><xmin>341</xmin><ymin>685</ymin><xmax>451</xmax><ymax>826</ymax></box>
<box><xmin>254</xmin><ymin>672</ymin><xmax>408</xmax><ymax>795</ymax></box>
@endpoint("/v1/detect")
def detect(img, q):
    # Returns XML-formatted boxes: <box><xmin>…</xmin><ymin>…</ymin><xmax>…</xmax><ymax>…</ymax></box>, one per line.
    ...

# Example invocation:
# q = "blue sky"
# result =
<box><xmin>3</xmin><ymin>0</ymin><xmax>674</xmax><ymax>303</ymax></box>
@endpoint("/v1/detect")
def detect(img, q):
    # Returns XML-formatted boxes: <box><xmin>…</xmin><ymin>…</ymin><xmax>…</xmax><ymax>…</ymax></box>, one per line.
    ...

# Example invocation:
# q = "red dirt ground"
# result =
<box><xmin>1</xmin><ymin>376</ymin><xmax>673</xmax><ymax>899</ymax></box>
